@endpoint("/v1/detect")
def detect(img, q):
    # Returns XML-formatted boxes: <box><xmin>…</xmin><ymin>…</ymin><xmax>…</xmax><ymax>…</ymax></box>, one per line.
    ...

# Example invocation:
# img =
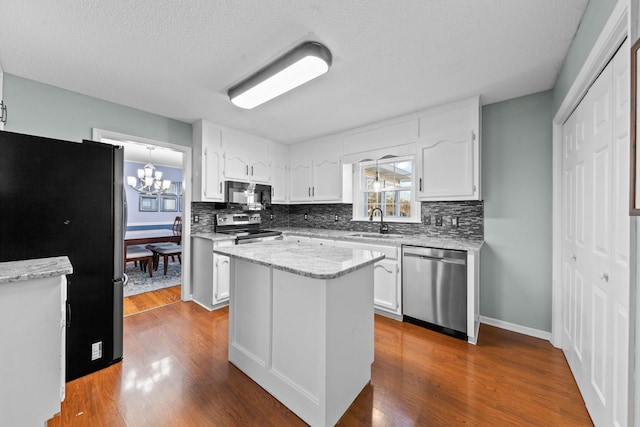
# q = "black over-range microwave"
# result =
<box><xmin>225</xmin><ymin>181</ymin><xmax>272</xmax><ymax>210</ymax></box>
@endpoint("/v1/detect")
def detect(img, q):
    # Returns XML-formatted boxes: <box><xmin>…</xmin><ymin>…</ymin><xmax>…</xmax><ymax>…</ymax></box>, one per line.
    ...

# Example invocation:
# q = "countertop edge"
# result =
<box><xmin>191</xmin><ymin>232</ymin><xmax>237</xmax><ymax>242</ymax></box>
<box><xmin>0</xmin><ymin>256</ymin><xmax>73</xmax><ymax>284</ymax></box>
<box><xmin>216</xmin><ymin>250</ymin><xmax>383</xmax><ymax>280</ymax></box>
<box><xmin>274</xmin><ymin>227</ymin><xmax>484</xmax><ymax>251</ymax></box>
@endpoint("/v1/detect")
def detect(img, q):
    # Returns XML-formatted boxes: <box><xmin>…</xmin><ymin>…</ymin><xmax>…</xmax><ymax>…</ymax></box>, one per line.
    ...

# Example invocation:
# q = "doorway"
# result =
<box><xmin>91</xmin><ymin>129</ymin><xmax>192</xmax><ymax>307</ymax></box>
<box><xmin>558</xmin><ymin>40</ymin><xmax>632</xmax><ymax>426</ymax></box>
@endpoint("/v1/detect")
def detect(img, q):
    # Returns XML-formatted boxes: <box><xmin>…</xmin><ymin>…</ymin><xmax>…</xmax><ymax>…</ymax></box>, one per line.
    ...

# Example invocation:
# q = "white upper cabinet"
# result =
<box><xmin>312</xmin><ymin>158</ymin><xmax>342</xmax><ymax>201</ymax></box>
<box><xmin>416</xmin><ymin>96</ymin><xmax>481</xmax><ymax>201</ymax></box>
<box><xmin>289</xmin><ymin>160</ymin><xmax>313</xmax><ymax>202</ymax></box>
<box><xmin>270</xmin><ymin>142</ymin><xmax>289</xmax><ymax>203</ymax></box>
<box><xmin>222</xmin><ymin>130</ymin><xmax>270</xmax><ymax>184</ymax></box>
<box><xmin>289</xmin><ymin>138</ymin><xmax>343</xmax><ymax>203</ymax></box>
<box><xmin>416</xmin><ymin>130</ymin><xmax>476</xmax><ymax>199</ymax></box>
<box><xmin>192</xmin><ymin>120</ymin><xmax>224</xmax><ymax>202</ymax></box>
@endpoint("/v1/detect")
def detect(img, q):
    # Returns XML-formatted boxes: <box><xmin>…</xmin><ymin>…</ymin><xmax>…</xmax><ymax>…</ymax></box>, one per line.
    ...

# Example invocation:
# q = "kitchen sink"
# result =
<box><xmin>347</xmin><ymin>232</ymin><xmax>404</xmax><ymax>239</ymax></box>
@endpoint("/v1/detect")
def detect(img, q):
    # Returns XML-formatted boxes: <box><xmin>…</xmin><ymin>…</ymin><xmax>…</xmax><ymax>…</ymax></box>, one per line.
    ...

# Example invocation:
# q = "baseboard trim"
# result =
<box><xmin>480</xmin><ymin>316</ymin><xmax>552</xmax><ymax>341</ymax></box>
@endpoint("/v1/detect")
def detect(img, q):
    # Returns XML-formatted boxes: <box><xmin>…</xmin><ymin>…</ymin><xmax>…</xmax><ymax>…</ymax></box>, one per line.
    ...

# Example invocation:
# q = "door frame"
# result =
<box><xmin>92</xmin><ymin>128</ymin><xmax>193</xmax><ymax>303</ymax></box>
<box><xmin>552</xmin><ymin>0</ymin><xmax>629</xmax><ymax>346</ymax></box>
<box><xmin>551</xmin><ymin>0</ymin><xmax>635</xmax><ymax>418</ymax></box>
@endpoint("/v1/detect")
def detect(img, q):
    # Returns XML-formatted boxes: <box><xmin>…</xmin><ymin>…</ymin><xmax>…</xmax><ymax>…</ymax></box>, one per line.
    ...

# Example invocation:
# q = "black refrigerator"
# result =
<box><xmin>0</xmin><ymin>130</ymin><xmax>124</xmax><ymax>381</ymax></box>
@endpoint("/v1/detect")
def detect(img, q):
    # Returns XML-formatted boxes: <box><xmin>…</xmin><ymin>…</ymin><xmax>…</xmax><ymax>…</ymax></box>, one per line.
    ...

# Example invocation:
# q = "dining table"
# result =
<box><xmin>124</xmin><ymin>229</ymin><xmax>181</xmax><ymax>262</ymax></box>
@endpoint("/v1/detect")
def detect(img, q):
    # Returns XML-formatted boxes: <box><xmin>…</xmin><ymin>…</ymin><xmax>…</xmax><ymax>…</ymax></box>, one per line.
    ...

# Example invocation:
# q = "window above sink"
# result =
<box><xmin>352</xmin><ymin>155</ymin><xmax>421</xmax><ymax>224</ymax></box>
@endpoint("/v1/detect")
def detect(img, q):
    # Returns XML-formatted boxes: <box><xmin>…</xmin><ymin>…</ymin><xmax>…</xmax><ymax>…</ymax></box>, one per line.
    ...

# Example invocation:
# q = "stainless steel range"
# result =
<box><xmin>215</xmin><ymin>212</ymin><xmax>282</xmax><ymax>244</ymax></box>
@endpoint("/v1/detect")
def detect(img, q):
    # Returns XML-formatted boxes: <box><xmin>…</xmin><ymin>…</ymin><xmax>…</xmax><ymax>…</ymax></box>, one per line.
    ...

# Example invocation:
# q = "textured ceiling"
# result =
<box><xmin>0</xmin><ymin>0</ymin><xmax>588</xmax><ymax>144</ymax></box>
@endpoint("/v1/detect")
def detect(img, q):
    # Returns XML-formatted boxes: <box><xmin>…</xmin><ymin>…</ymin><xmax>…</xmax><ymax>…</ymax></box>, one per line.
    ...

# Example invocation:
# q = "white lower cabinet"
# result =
<box><xmin>192</xmin><ymin>237</ymin><xmax>234</xmax><ymax>310</ymax></box>
<box><xmin>213</xmin><ymin>252</ymin><xmax>230</xmax><ymax>303</ymax></box>
<box><xmin>373</xmin><ymin>258</ymin><xmax>400</xmax><ymax>313</ymax></box>
<box><xmin>316</xmin><ymin>238</ymin><xmax>402</xmax><ymax>319</ymax></box>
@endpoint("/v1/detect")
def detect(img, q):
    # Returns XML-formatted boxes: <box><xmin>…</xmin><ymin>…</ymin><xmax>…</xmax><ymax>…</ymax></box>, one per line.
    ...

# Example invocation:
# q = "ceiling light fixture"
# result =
<box><xmin>228</xmin><ymin>41</ymin><xmax>332</xmax><ymax>109</ymax></box>
<box><xmin>126</xmin><ymin>147</ymin><xmax>171</xmax><ymax>195</ymax></box>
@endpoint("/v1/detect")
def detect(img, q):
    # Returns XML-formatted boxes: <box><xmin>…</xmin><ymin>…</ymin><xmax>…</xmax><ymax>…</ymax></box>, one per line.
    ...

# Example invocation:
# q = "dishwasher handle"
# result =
<box><xmin>403</xmin><ymin>251</ymin><xmax>466</xmax><ymax>265</ymax></box>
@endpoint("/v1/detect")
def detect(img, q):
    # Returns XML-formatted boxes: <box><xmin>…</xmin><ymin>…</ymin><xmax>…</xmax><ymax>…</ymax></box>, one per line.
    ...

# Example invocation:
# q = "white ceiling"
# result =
<box><xmin>0</xmin><ymin>0</ymin><xmax>588</xmax><ymax>145</ymax></box>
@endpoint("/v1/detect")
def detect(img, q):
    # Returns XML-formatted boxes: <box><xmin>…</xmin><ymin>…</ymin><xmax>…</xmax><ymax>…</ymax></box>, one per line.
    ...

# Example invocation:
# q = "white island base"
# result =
<box><xmin>228</xmin><ymin>258</ymin><xmax>374</xmax><ymax>427</ymax></box>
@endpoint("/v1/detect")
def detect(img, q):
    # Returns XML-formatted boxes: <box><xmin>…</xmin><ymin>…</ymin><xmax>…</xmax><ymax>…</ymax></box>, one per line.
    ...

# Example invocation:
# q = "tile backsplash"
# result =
<box><xmin>192</xmin><ymin>201</ymin><xmax>483</xmax><ymax>240</ymax></box>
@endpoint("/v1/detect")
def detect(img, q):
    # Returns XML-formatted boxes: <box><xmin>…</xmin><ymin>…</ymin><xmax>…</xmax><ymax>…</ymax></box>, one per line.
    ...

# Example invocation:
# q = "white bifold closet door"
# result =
<box><xmin>561</xmin><ymin>39</ymin><xmax>631</xmax><ymax>427</ymax></box>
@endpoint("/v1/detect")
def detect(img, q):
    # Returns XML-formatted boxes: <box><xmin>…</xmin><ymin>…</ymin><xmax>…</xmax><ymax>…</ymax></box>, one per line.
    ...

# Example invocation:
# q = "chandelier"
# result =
<box><xmin>126</xmin><ymin>147</ymin><xmax>171</xmax><ymax>194</ymax></box>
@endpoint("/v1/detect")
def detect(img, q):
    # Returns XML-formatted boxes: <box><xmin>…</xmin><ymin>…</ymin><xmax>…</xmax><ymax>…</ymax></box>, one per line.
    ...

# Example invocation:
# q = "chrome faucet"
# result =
<box><xmin>369</xmin><ymin>207</ymin><xmax>389</xmax><ymax>234</ymax></box>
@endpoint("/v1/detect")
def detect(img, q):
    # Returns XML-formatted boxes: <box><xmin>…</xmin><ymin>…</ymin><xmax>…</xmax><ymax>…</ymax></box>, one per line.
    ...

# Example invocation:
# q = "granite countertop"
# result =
<box><xmin>191</xmin><ymin>232</ymin><xmax>238</xmax><ymax>243</ymax></box>
<box><xmin>213</xmin><ymin>240</ymin><xmax>385</xmax><ymax>280</ymax></box>
<box><xmin>0</xmin><ymin>256</ymin><xmax>73</xmax><ymax>285</ymax></box>
<box><xmin>272</xmin><ymin>227</ymin><xmax>484</xmax><ymax>252</ymax></box>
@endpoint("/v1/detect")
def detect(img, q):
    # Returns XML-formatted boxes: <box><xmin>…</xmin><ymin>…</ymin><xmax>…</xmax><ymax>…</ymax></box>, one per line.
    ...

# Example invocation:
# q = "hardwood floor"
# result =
<box><xmin>123</xmin><ymin>285</ymin><xmax>182</xmax><ymax>316</ymax></box>
<box><xmin>48</xmin><ymin>302</ymin><xmax>592</xmax><ymax>426</ymax></box>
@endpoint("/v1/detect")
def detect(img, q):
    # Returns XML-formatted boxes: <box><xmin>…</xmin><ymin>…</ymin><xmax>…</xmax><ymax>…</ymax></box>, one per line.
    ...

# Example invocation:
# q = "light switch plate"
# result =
<box><xmin>435</xmin><ymin>215</ymin><xmax>443</xmax><ymax>226</ymax></box>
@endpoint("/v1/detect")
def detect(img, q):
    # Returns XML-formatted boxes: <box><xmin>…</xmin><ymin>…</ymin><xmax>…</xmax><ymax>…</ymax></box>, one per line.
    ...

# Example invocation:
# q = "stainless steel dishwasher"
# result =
<box><xmin>402</xmin><ymin>245</ymin><xmax>467</xmax><ymax>339</ymax></box>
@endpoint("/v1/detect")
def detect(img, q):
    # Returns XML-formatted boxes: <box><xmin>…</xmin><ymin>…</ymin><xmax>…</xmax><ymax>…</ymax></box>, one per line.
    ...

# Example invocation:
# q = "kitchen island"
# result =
<box><xmin>213</xmin><ymin>240</ymin><xmax>384</xmax><ymax>427</ymax></box>
<box><xmin>0</xmin><ymin>256</ymin><xmax>72</xmax><ymax>426</ymax></box>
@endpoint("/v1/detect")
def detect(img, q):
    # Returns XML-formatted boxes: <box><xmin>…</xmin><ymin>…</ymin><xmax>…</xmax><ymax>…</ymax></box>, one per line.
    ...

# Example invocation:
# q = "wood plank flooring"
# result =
<box><xmin>48</xmin><ymin>302</ymin><xmax>592</xmax><ymax>426</ymax></box>
<box><xmin>123</xmin><ymin>285</ymin><xmax>182</xmax><ymax>316</ymax></box>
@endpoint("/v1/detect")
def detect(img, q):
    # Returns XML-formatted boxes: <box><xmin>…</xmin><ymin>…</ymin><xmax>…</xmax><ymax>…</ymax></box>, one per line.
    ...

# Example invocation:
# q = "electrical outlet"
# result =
<box><xmin>304</xmin><ymin>213</ymin><xmax>308</xmax><ymax>220</ymax></box>
<box><xmin>91</xmin><ymin>341</ymin><xmax>102</xmax><ymax>361</ymax></box>
<box><xmin>435</xmin><ymin>215</ymin><xmax>443</xmax><ymax>226</ymax></box>
<box><xmin>451</xmin><ymin>216</ymin><xmax>459</xmax><ymax>228</ymax></box>
<box><xmin>270</xmin><ymin>214</ymin><xmax>274</xmax><ymax>220</ymax></box>
<box><xmin>423</xmin><ymin>215</ymin><xmax>431</xmax><ymax>225</ymax></box>
<box><xmin>193</xmin><ymin>215</ymin><xmax>199</xmax><ymax>223</ymax></box>
<box><xmin>334</xmin><ymin>214</ymin><xmax>339</xmax><ymax>221</ymax></box>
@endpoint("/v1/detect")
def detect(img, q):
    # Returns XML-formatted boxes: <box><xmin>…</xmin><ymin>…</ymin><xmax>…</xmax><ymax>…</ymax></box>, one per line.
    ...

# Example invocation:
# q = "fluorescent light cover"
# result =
<box><xmin>229</xmin><ymin>41</ymin><xmax>332</xmax><ymax>109</ymax></box>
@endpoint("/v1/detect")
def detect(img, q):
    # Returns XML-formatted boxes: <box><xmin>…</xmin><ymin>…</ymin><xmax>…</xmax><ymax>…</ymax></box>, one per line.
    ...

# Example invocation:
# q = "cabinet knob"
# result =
<box><xmin>600</xmin><ymin>272</ymin><xmax>609</xmax><ymax>282</ymax></box>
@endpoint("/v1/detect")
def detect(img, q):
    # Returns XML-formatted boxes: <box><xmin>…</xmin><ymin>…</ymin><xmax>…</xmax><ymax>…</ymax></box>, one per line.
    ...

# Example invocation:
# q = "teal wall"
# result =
<box><xmin>552</xmin><ymin>0</ymin><xmax>618</xmax><ymax>114</ymax></box>
<box><xmin>2</xmin><ymin>73</ymin><xmax>191</xmax><ymax>146</ymax></box>
<box><xmin>481</xmin><ymin>91</ymin><xmax>553</xmax><ymax>331</ymax></box>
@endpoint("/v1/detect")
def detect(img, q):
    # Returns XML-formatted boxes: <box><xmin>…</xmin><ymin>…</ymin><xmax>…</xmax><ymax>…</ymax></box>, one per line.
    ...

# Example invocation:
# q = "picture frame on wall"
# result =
<box><xmin>161</xmin><ymin>195</ymin><xmax>178</xmax><ymax>212</ymax></box>
<box><xmin>139</xmin><ymin>195</ymin><xmax>158</xmax><ymax>212</ymax></box>
<box><xmin>631</xmin><ymin>38</ymin><xmax>640</xmax><ymax>215</ymax></box>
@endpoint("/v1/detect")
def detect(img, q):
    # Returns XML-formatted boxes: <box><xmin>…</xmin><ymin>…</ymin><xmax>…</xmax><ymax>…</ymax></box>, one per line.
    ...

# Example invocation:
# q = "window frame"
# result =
<box><xmin>352</xmin><ymin>155</ymin><xmax>422</xmax><ymax>223</ymax></box>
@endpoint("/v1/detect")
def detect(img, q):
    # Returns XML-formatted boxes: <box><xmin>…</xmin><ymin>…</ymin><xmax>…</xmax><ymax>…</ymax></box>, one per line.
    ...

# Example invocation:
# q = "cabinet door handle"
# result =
<box><xmin>419</xmin><ymin>178</ymin><xmax>423</xmax><ymax>192</ymax></box>
<box><xmin>308</xmin><ymin>187</ymin><xmax>311</xmax><ymax>197</ymax></box>
<box><xmin>312</xmin><ymin>186</ymin><xmax>315</xmax><ymax>197</ymax></box>
<box><xmin>0</xmin><ymin>100</ymin><xmax>7</xmax><ymax>125</ymax></box>
<box><xmin>220</xmin><ymin>182</ymin><xmax>222</xmax><ymax>193</ymax></box>
<box><xmin>251</xmin><ymin>166</ymin><xmax>254</xmax><ymax>176</ymax></box>
<box><xmin>272</xmin><ymin>188</ymin><xmax>274</xmax><ymax>197</ymax></box>
<box><xmin>246</xmin><ymin>165</ymin><xmax>249</xmax><ymax>175</ymax></box>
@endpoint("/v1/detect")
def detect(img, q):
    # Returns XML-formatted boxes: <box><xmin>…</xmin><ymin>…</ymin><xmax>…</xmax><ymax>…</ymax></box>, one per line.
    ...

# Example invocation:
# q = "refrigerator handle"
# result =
<box><xmin>66</xmin><ymin>301</ymin><xmax>72</xmax><ymax>328</ymax></box>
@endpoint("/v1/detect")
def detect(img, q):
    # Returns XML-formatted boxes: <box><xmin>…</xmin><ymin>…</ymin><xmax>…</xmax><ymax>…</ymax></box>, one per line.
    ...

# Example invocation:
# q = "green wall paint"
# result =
<box><xmin>552</xmin><ymin>0</ymin><xmax>618</xmax><ymax>114</ymax></box>
<box><xmin>2</xmin><ymin>73</ymin><xmax>191</xmax><ymax>146</ymax></box>
<box><xmin>481</xmin><ymin>91</ymin><xmax>553</xmax><ymax>331</ymax></box>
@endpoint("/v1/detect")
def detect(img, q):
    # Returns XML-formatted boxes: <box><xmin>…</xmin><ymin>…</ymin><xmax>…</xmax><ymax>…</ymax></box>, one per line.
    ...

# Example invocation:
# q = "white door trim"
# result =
<box><xmin>91</xmin><ymin>128</ymin><xmax>193</xmax><ymax>303</ymax></box>
<box><xmin>552</xmin><ymin>0</ymin><xmax>629</xmax><ymax>348</ymax></box>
